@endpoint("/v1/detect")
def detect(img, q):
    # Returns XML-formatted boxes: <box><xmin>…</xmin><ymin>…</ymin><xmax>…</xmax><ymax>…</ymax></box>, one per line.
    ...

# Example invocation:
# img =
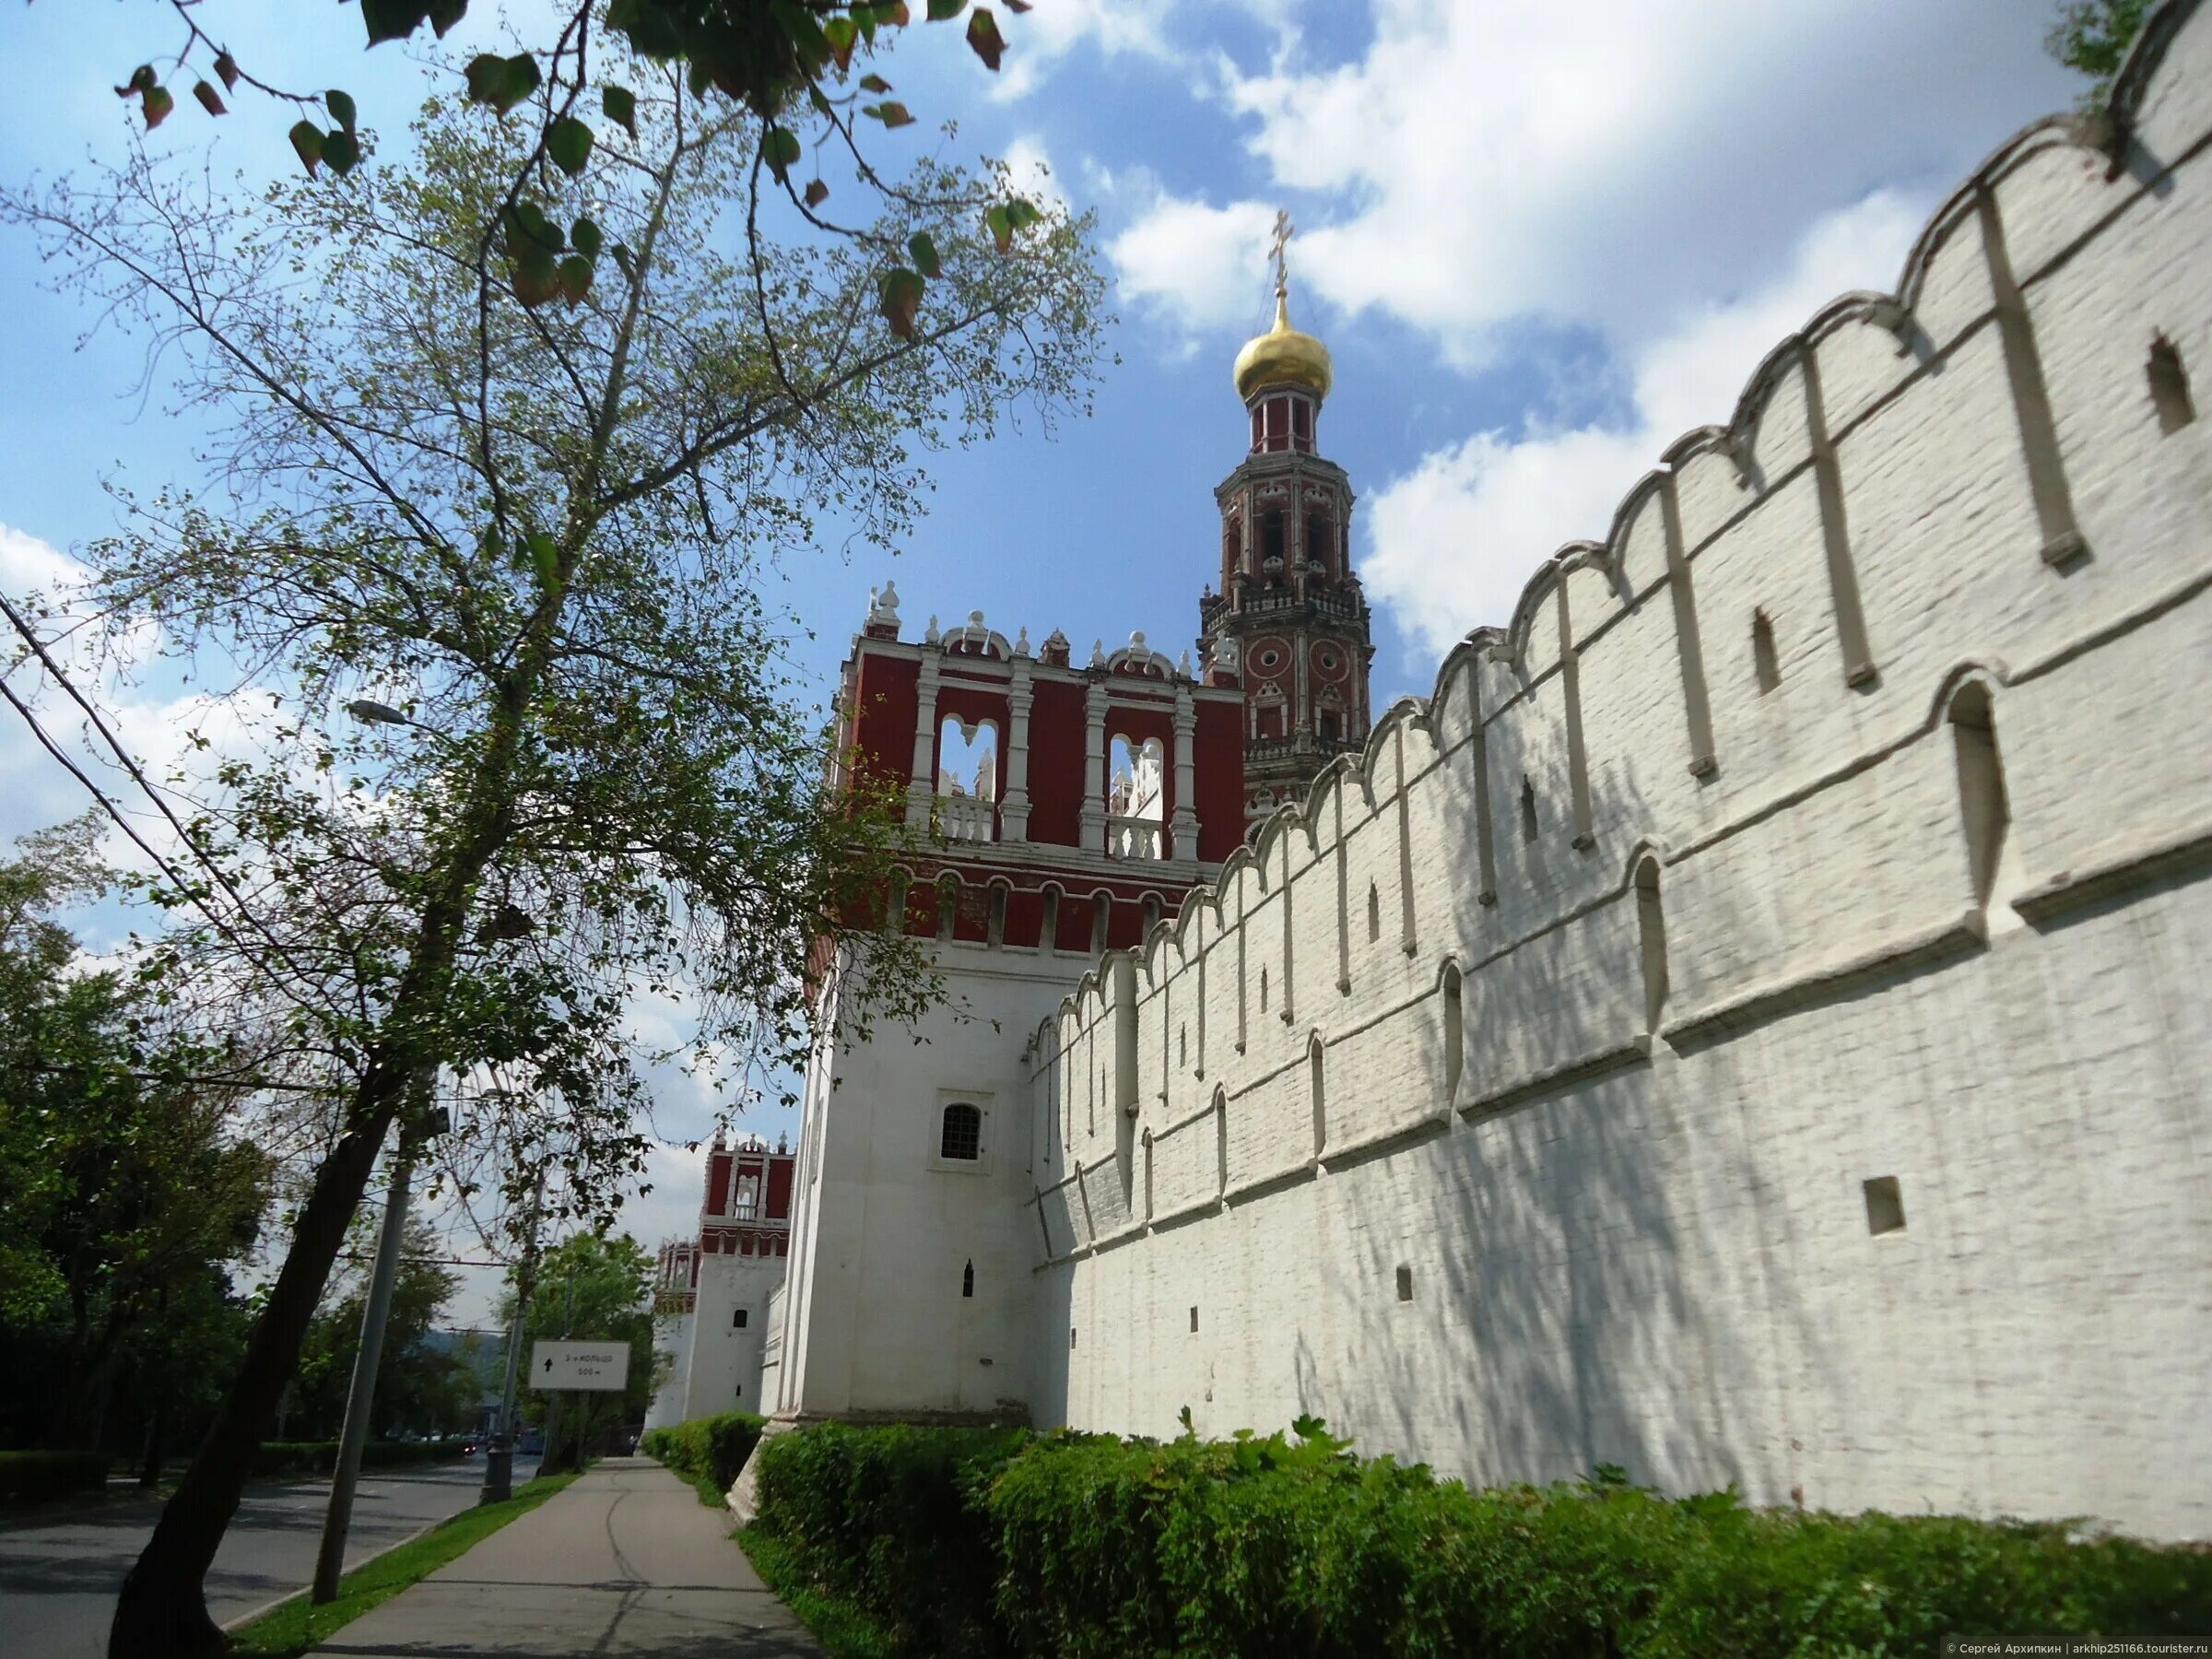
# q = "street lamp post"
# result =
<box><xmin>311</xmin><ymin>1065</ymin><xmax>440</xmax><ymax>1606</ymax></box>
<box><xmin>479</xmin><ymin>1166</ymin><xmax>546</xmax><ymax>1505</ymax></box>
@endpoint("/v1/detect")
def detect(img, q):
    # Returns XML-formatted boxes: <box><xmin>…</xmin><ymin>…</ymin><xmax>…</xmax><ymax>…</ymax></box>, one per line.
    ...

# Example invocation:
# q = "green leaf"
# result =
<box><xmin>192</xmin><ymin>80</ymin><xmax>228</xmax><ymax>118</ymax></box>
<box><xmin>984</xmin><ymin>202</ymin><xmax>1012</xmax><ymax>253</ymax></box>
<box><xmin>464</xmin><ymin>53</ymin><xmax>540</xmax><ymax>116</ymax></box>
<box><xmin>823</xmin><ymin>16</ymin><xmax>859</xmax><ymax>73</ymax></box>
<box><xmin>570</xmin><ymin>218</ymin><xmax>603</xmax><ymax>262</ymax></box>
<box><xmin>966</xmin><ymin>8</ymin><xmax>1006</xmax><ymax>71</ymax></box>
<box><xmin>558</xmin><ymin>255</ymin><xmax>594</xmax><ymax>305</ymax></box>
<box><xmin>360</xmin><ymin>0</ymin><xmax>432</xmax><ymax>46</ymax></box>
<box><xmin>547</xmin><ymin>115</ymin><xmax>594</xmax><ymax>176</ymax></box>
<box><xmin>213</xmin><ymin>53</ymin><xmax>240</xmax><ymax>92</ymax></box>
<box><xmin>288</xmin><ymin>119</ymin><xmax>324</xmax><ymax>176</ymax></box>
<box><xmin>878</xmin><ymin>266</ymin><xmax>924</xmax><ymax>339</ymax></box>
<box><xmin>322</xmin><ymin>127</ymin><xmax>362</xmax><ymax>175</ymax></box>
<box><xmin>862</xmin><ymin>101</ymin><xmax>914</xmax><ymax>129</ymax></box>
<box><xmin>601</xmin><ymin>85</ymin><xmax>637</xmax><ymax>139</ymax></box>
<box><xmin>761</xmin><ymin>126</ymin><xmax>802</xmax><ymax>183</ymax></box>
<box><xmin>427</xmin><ymin>0</ymin><xmax>467</xmax><ymax>36</ymax></box>
<box><xmin>610</xmin><ymin>242</ymin><xmax>637</xmax><ymax>283</ymax></box>
<box><xmin>927</xmin><ymin>0</ymin><xmax>967</xmax><ymax>19</ymax></box>
<box><xmin>907</xmin><ymin>232</ymin><xmax>940</xmax><ymax>278</ymax></box>
<box><xmin>326</xmin><ymin>88</ymin><xmax>358</xmax><ymax>132</ymax></box>
<box><xmin>141</xmin><ymin>85</ymin><xmax>174</xmax><ymax>130</ymax></box>
<box><xmin>524</xmin><ymin>532</ymin><xmax>560</xmax><ymax>588</ymax></box>
<box><xmin>804</xmin><ymin>179</ymin><xmax>830</xmax><ymax>208</ymax></box>
<box><xmin>859</xmin><ymin>73</ymin><xmax>893</xmax><ymax>93</ymax></box>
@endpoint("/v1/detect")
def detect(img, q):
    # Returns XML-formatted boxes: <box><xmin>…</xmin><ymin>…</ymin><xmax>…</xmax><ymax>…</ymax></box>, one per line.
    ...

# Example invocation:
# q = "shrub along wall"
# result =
<box><xmin>0</xmin><ymin>1450</ymin><xmax>110</xmax><ymax>1503</ymax></box>
<box><xmin>640</xmin><ymin>1410</ymin><xmax>767</xmax><ymax>1503</ymax></box>
<box><xmin>747</xmin><ymin>1421</ymin><xmax>2212</xmax><ymax>1659</ymax></box>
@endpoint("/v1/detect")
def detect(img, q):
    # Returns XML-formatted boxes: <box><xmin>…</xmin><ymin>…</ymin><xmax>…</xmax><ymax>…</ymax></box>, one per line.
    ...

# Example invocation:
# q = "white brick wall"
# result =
<box><xmin>1015</xmin><ymin>6</ymin><xmax>2212</xmax><ymax>1541</ymax></box>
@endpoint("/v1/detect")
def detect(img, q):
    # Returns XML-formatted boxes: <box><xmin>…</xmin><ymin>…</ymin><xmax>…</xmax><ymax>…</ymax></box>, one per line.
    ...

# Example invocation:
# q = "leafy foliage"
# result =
<box><xmin>2045</xmin><ymin>0</ymin><xmax>2151</xmax><ymax>107</ymax></box>
<box><xmin>0</xmin><ymin>1450</ymin><xmax>111</xmax><ymax>1503</ymax></box>
<box><xmin>0</xmin><ymin>40</ymin><xmax>1100</xmax><ymax>1649</ymax></box>
<box><xmin>98</xmin><ymin>2</ymin><xmax>1054</xmax><ymax>326</ymax></box>
<box><xmin>748</xmin><ymin>1422</ymin><xmax>2212</xmax><ymax>1658</ymax></box>
<box><xmin>511</xmin><ymin>1231</ymin><xmax>658</xmax><ymax>1462</ymax></box>
<box><xmin>282</xmin><ymin>1216</ymin><xmax>475</xmax><ymax>1442</ymax></box>
<box><xmin>640</xmin><ymin>1406</ymin><xmax>765</xmax><ymax>1503</ymax></box>
<box><xmin>0</xmin><ymin>816</ymin><xmax>271</xmax><ymax>1452</ymax></box>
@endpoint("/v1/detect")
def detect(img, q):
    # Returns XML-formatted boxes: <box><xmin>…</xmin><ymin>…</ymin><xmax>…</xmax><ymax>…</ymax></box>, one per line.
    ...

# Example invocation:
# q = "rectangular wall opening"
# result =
<box><xmin>1864</xmin><ymin>1175</ymin><xmax>1906</xmax><ymax>1236</ymax></box>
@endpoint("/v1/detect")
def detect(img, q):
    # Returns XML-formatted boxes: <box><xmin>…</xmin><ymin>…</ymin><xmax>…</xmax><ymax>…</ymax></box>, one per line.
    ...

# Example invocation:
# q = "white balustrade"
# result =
<box><xmin>1107</xmin><ymin>815</ymin><xmax>1163</xmax><ymax>860</ymax></box>
<box><xmin>938</xmin><ymin>794</ymin><xmax>997</xmax><ymax>841</ymax></box>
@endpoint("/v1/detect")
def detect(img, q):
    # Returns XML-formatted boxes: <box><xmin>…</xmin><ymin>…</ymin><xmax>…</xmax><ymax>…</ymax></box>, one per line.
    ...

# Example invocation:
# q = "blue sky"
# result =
<box><xmin>0</xmin><ymin>1</ymin><xmax>2083</xmax><ymax>1307</ymax></box>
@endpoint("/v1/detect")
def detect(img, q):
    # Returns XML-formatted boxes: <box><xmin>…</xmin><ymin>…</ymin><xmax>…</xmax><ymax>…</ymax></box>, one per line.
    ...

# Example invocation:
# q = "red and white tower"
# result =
<box><xmin>1202</xmin><ymin>214</ymin><xmax>1374</xmax><ymax>829</ymax></box>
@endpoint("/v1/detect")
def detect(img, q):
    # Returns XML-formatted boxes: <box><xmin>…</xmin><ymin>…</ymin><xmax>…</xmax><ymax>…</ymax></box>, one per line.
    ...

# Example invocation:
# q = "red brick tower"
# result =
<box><xmin>1200</xmin><ymin>215</ymin><xmax>1374</xmax><ymax>830</ymax></box>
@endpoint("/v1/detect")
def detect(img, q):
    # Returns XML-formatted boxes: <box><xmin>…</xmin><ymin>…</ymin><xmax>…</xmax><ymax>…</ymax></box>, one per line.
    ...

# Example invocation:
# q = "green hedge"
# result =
<box><xmin>252</xmin><ymin>1438</ymin><xmax>475</xmax><ymax>1479</ymax></box>
<box><xmin>640</xmin><ymin>1410</ymin><xmax>767</xmax><ymax>1503</ymax></box>
<box><xmin>0</xmin><ymin>1449</ymin><xmax>110</xmax><ymax>1503</ymax></box>
<box><xmin>747</xmin><ymin>1421</ymin><xmax>2212</xmax><ymax>1658</ymax></box>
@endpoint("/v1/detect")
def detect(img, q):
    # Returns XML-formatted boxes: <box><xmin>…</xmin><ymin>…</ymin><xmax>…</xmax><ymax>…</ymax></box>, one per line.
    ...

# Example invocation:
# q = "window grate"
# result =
<box><xmin>940</xmin><ymin>1101</ymin><xmax>982</xmax><ymax>1161</ymax></box>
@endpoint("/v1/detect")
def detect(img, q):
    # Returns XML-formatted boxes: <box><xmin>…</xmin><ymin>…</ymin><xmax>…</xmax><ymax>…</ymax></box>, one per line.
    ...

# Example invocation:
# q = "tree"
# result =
<box><xmin>288</xmin><ymin>1215</ymin><xmax>468</xmax><ymax>1443</ymax></box>
<box><xmin>97</xmin><ymin>1</ymin><xmax>1049</xmax><ymax>335</ymax></box>
<box><xmin>2046</xmin><ymin>0</ymin><xmax>2151</xmax><ymax>106</ymax></box>
<box><xmin>3</xmin><ymin>34</ymin><xmax>1100</xmax><ymax>1656</ymax></box>
<box><xmin>0</xmin><ymin>817</ymin><xmax>271</xmax><ymax>1452</ymax></box>
<box><xmin>510</xmin><ymin>1231</ymin><xmax>658</xmax><ymax>1467</ymax></box>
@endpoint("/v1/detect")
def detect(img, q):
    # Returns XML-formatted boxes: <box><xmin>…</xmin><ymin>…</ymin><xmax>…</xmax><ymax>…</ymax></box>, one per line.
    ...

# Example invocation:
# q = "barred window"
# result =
<box><xmin>940</xmin><ymin>1102</ymin><xmax>982</xmax><ymax>1161</ymax></box>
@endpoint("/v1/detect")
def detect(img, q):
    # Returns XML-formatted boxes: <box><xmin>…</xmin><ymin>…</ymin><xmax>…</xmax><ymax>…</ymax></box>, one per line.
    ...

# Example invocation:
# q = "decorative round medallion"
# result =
<box><xmin>1253</xmin><ymin>636</ymin><xmax>1289</xmax><ymax>674</ymax></box>
<box><xmin>1311</xmin><ymin>642</ymin><xmax>1348</xmax><ymax>681</ymax></box>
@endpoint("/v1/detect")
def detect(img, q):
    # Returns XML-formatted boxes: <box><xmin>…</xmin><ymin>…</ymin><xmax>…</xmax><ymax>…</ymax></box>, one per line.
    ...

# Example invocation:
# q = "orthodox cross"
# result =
<box><xmin>1269</xmin><ymin>208</ymin><xmax>1293</xmax><ymax>298</ymax></box>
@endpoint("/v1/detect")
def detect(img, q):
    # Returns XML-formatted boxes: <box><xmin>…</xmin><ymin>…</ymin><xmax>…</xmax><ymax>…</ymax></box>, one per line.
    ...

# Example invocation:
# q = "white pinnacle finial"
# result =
<box><xmin>1090</xmin><ymin>638</ymin><xmax>1107</xmax><ymax>668</ymax></box>
<box><xmin>1179</xmin><ymin>649</ymin><xmax>1193</xmax><ymax>678</ymax></box>
<box><xmin>1014</xmin><ymin>625</ymin><xmax>1030</xmax><ymax>655</ymax></box>
<box><xmin>924</xmin><ymin>614</ymin><xmax>941</xmax><ymax>645</ymax></box>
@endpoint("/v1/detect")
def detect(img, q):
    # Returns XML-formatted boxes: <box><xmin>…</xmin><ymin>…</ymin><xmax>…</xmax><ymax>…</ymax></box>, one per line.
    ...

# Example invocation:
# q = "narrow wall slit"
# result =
<box><xmin>1948</xmin><ymin>682</ymin><xmax>2018</xmax><ymax>913</ymax></box>
<box><xmin>2149</xmin><ymin>332</ymin><xmax>2197</xmax><ymax>433</ymax></box>
<box><xmin>1309</xmin><ymin>1037</ymin><xmax>1326</xmax><ymax>1159</ymax></box>
<box><xmin>1441</xmin><ymin>964</ymin><xmax>1465</xmax><ymax>1103</ymax></box>
<box><xmin>1752</xmin><ymin>609</ymin><xmax>1781</xmax><ymax>694</ymax></box>
<box><xmin>1520</xmin><ymin>776</ymin><xmax>1539</xmax><ymax>843</ymax></box>
<box><xmin>1635</xmin><ymin>860</ymin><xmax>1669</xmax><ymax>1034</ymax></box>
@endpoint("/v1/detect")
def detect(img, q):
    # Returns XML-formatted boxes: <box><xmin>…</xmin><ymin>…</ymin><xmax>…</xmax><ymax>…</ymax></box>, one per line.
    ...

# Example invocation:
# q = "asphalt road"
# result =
<box><xmin>0</xmin><ymin>1454</ymin><xmax>498</xmax><ymax>1659</ymax></box>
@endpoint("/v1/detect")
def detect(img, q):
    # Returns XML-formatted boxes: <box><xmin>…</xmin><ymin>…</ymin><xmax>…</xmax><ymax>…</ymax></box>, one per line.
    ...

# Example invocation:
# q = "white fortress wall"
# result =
<box><xmin>1022</xmin><ymin>3</ymin><xmax>2212</xmax><ymax>1539</ymax></box>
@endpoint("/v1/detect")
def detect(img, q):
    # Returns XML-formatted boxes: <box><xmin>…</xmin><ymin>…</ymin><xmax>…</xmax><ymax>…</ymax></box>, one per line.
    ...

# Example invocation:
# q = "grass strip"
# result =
<box><xmin>227</xmin><ymin>1472</ymin><xmax>579</xmax><ymax>1658</ymax></box>
<box><xmin>737</xmin><ymin>1526</ymin><xmax>898</xmax><ymax>1659</ymax></box>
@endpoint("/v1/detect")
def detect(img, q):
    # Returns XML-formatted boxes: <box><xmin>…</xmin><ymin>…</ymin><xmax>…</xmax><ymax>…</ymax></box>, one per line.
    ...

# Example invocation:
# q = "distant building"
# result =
<box><xmin>641</xmin><ymin>1133</ymin><xmax>796</xmax><ymax>1430</ymax></box>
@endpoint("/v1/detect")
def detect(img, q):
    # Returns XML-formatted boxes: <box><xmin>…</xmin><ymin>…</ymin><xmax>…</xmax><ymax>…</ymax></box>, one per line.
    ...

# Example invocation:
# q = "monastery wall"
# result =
<box><xmin>1023</xmin><ymin>4</ymin><xmax>2212</xmax><ymax>1538</ymax></box>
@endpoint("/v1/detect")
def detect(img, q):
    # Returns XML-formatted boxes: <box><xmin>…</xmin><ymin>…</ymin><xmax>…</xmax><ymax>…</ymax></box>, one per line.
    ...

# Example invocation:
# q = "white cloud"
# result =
<box><xmin>1109</xmin><ymin>191</ymin><xmax>1280</xmax><ymax>335</ymax></box>
<box><xmin>1114</xmin><ymin>0</ymin><xmax>2066</xmax><ymax>359</ymax></box>
<box><xmin>992</xmin><ymin>0</ymin><xmax>1180</xmax><ymax>100</ymax></box>
<box><xmin>1363</xmin><ymin>189</ymin><xmax>1930</xmax><ymax>659</ymax></box>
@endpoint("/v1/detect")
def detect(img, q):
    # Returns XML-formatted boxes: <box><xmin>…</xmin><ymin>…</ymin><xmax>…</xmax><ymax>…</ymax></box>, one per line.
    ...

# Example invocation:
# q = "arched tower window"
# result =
<box><xmin>940</xmin><ymin>1101</ymin><xmax>982</xmax><ymax>1161</ymax></box>
<box><xmin>1634</xmin><ymin>858</ymin><xmax>1669</xmax><ymax>1033</ymax></box>
<box><xmin>1441</xmin><ymin>963</ymin><xmax>1465</xmax><ymax>1101</ymax></box>
<box><xmin>1309</xmin><ymin>1035</ymin><xmax>1326</xmax><ymax>1159</ymax></box>
<box><xmin>1948</xmin><ymin>681</ymin><xmax>2018</xmax><ymax>912</ymax></box>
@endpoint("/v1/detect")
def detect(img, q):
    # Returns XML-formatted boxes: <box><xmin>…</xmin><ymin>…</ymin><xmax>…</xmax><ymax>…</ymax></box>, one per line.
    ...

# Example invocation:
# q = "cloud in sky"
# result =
<box><xmin>1360</xmin><ymin>189</ymin><xmax>1932</xmax><ymax>659</ymax></box>
<box><xmin>1109</xmin><ymin>0</ymin><xmax>2067</xmax><ymax>360</ymax></box>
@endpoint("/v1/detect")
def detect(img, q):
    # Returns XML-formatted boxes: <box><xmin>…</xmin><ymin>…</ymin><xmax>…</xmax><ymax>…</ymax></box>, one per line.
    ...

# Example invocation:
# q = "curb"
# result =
<box><xmin>218</xmin><ymin>1514</ymin><xmax>449</xmax><ymax>1636</ymax></box>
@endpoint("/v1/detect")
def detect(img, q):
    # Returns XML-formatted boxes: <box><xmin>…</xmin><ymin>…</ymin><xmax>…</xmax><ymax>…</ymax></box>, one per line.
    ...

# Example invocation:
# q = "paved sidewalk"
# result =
<box><xmin>309</xmin><ymin>1457</ymin><xmax>822</xmax><ymax>1658</ymax></box>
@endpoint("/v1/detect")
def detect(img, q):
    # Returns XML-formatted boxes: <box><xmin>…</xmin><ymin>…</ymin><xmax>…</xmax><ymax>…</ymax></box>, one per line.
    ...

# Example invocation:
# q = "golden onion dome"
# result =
<box><xmin>1233</xmin><ymin>289</ymin><xmax>1333</xmax><ymax>403</ymax></box>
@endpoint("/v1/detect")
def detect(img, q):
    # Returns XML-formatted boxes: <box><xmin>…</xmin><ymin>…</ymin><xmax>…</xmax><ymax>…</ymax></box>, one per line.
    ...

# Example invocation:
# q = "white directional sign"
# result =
<box><xmin>530</xmin><ymin>1340</ymin><xmax>630</xmax><ymax>1392</ymax></box>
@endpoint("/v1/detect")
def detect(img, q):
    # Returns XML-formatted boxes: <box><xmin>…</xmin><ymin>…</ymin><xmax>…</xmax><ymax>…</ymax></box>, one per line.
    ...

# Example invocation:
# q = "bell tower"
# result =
<box><xmin>1199</xmin><ymin>212</ymin><xmax>1373</xmax><ymax>832</ymax></box>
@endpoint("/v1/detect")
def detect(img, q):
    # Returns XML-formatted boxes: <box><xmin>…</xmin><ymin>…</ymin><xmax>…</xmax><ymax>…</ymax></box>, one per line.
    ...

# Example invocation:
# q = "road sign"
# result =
<box><xmin>530</xmin><ymin>1340</ymin><xmax>630</xmax><ymax>1391</ymax></box>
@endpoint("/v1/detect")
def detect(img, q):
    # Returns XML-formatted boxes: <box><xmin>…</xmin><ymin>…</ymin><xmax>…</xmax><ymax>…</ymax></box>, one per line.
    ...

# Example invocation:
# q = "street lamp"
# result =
<box><xmin>311</xmin><ymin>1065</ymin><xmax>443</xmax><ymax>1606</ymax></box>
<box><xmin>479</xmin><ymin>1166</ymin><xmax>546</xmax><ymax>1506</ymax></box>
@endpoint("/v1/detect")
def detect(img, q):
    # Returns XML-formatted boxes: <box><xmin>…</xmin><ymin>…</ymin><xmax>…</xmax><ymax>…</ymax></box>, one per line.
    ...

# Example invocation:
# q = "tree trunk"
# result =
<box><xmin>107</xmin><ymin>1075</ymin><xmax>405</xmax><ymax>1658</ymax></box>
